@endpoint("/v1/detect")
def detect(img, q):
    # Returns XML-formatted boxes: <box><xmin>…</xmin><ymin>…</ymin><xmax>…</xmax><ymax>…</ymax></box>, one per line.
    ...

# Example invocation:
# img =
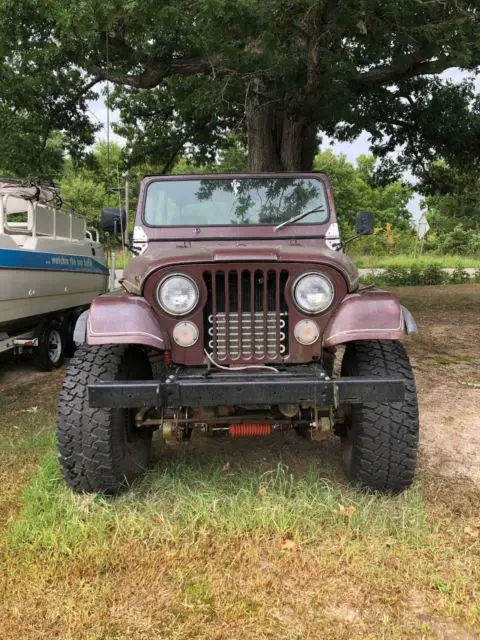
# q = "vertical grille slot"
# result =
<box><xmin>205</xmin><ymin>266</ymin><xmax>289</xmax><ymax>362</ymax></box>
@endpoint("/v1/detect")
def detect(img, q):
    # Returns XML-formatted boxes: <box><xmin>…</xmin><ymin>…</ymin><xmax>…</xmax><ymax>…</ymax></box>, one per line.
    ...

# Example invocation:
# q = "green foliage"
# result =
<box><xmin>59</xmin><ymin>173</ymin><xmax>107</xmax><ymax>228</ymax></box>
<box><xmin>0</xmin><ymin>3</ymin><xmax>98</xmax><ymax>179</ymax></box>
<box><xmin>314</xmin><ymin>150</ymin><xmax>413</xmax><ymax>243</ymax></box>
<box><xmin>421</xmin><ymin>163</ymin><xmax>480</xmax><ymax>254</ymax></box>
<box><xmin>361</xmin><ymin>265</ymin><xmax>479</xmax><ymax>287</ymax></box>
<box><xmin>421</xmin><ymin>265</ymin><xmax>449</xmax><ymax>286</ymax></box>
<box><xmin>171</xmin><ymin>137</ymin><xmax>248</xmax><ymax>175</ymax></box>
<box><xmin>449</xmin><ymin>267</ymin><xmax>472</xmax><ymax>284</ymax></box>
<box><xmin>0</xmin><ymin>1</ymin><xmax>479</xmax><ymax>174</ymax></box>
<box><xmin>58</xmin><ymin>142</ymin><xmax>127</xmax><ymax>228</ymax></box>
<box><xmin>440</xmin><ymin>226</ymin><xmax>471</xmax><ymax>255</ymax></box>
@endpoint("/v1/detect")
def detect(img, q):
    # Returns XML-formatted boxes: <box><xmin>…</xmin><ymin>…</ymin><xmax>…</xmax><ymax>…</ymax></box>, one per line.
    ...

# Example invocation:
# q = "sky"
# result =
<box><xmin>88</xmin><ymin>69</ymin><xmax>479</xmax><ymax>224</ymax></box>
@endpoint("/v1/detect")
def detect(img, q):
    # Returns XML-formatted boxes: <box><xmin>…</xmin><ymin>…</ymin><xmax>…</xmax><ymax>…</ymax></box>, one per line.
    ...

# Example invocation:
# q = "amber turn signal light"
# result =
<box><xmin>172</xmin><ymin>321</ymin><xmax>199</xmax><ymax>347</ymax></box>
<box><xmin>294</xmin><ymin>319</ymin><xmax>320</xmax><ymax>345</ymax></box>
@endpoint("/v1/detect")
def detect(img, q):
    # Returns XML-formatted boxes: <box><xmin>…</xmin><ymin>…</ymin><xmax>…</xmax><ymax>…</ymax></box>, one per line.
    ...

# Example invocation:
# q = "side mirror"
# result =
<box><xmin>101</xmin><ymin>207</ymin><xmax>126</xmax><ymax>234</ymax></box>
<box><xmin>355</xmin><ymin>211</ymin><xmax>375</xmax><ymax>236</ymax></box>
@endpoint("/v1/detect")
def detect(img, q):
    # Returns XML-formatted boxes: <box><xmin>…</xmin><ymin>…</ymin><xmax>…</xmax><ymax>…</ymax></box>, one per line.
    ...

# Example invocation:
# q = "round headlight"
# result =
<box><xmin>293</xmin><ymin>273</ymin><xmax>334</xmax><ymax>314</ymax></box>
<box><xmin>157</xmin><ymin>274</ymin><xmax>199</xmax><ymax>316</ymax></box>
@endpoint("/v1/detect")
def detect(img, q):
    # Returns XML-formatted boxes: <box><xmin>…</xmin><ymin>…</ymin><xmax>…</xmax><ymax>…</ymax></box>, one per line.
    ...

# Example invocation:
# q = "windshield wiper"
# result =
<box><xmin>274</xmin><ymin>205</ymin><xmax>325</xmax><ymax>232</ymax></box>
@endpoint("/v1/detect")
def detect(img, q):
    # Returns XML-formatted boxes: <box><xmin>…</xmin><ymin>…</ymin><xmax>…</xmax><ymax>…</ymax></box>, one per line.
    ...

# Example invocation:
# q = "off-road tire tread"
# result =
<box><xmin>57</xmin><ymin>345</ymin><xmax>152</xmax><ymax>495</ymax></box>
<box><xmin>57</xmin><ymin>345</ymin><xmax>102</xmax><ymax>492</ymax></box>
<box><xmin>341</xmin><ymin>340</ymin><xmax>419</xmax><ymax>493</ymax></box>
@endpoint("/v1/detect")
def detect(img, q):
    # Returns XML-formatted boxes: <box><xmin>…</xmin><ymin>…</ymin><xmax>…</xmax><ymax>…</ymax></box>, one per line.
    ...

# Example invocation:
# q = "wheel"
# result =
<box><xmin>34</xmin><ymin>319</ymin><xmax>65</xmax><ymax>371</ymax></box>
<box><xmin>57</xmin><ymin>344</ymin><xmax>153</xmax><ymax>495</ymax></box>
<box><xmin>339</xmin><ymin>340</ymin><xmax>419</xmax><ymax>493</ymax></box>
<box><xmin>62</xmin><ymin>308</ymin><xmax>84</xmax><ymax>357</ymax></box>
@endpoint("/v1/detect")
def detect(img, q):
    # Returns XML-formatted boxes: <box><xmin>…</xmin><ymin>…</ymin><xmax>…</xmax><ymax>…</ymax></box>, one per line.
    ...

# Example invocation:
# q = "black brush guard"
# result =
<box><xmin>88</xmin><ymin>371</ymin><xmax>405</xmax><ymax>409</ymax></box>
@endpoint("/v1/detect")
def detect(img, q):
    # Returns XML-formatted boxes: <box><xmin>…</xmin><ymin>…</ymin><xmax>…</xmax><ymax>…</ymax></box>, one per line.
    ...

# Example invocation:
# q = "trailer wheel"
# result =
<box><xmin>57</xmin><ymin>344</ymin><xmax>153</xmax><ymax>495</ymax></box>
<box><xmin>339</xmin><ymin>340</ymin><xmax>419</xmax><ymax>493</ymax></box>
<box><xmin>34</xmin><ymin>320</ymin><xmax>65</xmax><ymax>371</ymax></box>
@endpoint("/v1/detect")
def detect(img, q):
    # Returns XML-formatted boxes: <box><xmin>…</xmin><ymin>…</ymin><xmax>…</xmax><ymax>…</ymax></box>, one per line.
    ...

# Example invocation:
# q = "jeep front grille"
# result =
<box><xmin>203</xmin><ymin>268</ymin><xmax>289</xmax><ymax>362</ymax></box>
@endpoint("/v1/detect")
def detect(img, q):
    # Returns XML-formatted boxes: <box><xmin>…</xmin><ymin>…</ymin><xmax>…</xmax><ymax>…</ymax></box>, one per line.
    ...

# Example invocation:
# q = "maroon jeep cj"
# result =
<box><xmin>57</xmin><ymin>173</ymin><xmax>419</xmax><ymax>495</ymax></box>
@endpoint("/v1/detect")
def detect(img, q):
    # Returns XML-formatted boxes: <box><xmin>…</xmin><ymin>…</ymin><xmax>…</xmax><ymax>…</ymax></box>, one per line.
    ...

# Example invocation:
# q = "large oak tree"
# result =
<box><xmin>0</xmin><ymin>0</ymin><xmax>479</xmax><ymax>175</ymax></box>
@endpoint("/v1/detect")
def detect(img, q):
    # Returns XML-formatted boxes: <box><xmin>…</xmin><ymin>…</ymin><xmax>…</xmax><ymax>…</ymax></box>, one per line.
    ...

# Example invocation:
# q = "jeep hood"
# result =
<box><xmin>121</xmin><ymin>245</ymin><xmax>359</xmax><ymax>295</ymax></box>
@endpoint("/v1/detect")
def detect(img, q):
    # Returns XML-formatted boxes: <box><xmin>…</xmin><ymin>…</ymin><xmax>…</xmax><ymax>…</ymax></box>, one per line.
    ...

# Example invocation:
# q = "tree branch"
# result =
<box><xmin>355</xmin><ymin>54</ymin><xmax>461</xmax><ymax>88</ymax></box>
<box><xmin>91</xmin><ymin>30</ymin><xmax>213</xmax><ymax>88</ymax></box>
<box><xmin>79</xmin><ymin>76</ymin><xmax>102</xmax><ymax>96</ymax></box>
<box><xmin>90</xmin><ymin>59</ymin><xmax>213</xmax><ymax>89</ymax></box>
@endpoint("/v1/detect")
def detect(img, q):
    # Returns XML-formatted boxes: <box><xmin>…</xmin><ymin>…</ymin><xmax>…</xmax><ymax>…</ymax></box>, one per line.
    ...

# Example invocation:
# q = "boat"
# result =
<box><xmin>0</xmin><ymin>179</ymin><xmax>108</xmax><ymax>369</ymax></box>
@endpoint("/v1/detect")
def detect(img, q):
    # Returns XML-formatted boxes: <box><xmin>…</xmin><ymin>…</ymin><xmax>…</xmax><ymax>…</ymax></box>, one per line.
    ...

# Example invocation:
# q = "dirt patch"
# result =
<box><xmin>0</xmin><ymin>353</ymin><xmax>53</xmax><ymax>392</ymax></box>
<box><xmin>397</xmin><ymin>284</ymin><xmax>480</xmax><ymax>486</ymax></box>
<box><xmin>404</xmin><ymin>591</ymin><xmax>477</xmax><ymax>640</ymax></box>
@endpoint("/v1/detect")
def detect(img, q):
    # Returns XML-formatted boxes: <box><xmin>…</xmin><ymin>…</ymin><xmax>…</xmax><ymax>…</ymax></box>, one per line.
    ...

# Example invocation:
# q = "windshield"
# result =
<box><xmin>144</xmin><ymin>177</ymin><xmax>329</xmax><ymax>227</ymax></box>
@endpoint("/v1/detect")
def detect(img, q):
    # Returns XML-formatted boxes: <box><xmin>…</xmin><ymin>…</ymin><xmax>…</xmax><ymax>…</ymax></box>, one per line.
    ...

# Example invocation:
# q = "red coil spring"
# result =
<box><xmin>228</xmin><ymin>424</ymin><xmax>272</xmax><ymax>438</ymax></box>
<box><xmin>163</xmin><ymin>350</ymin><xmax>172</xmax><ymax>367</ymax></box>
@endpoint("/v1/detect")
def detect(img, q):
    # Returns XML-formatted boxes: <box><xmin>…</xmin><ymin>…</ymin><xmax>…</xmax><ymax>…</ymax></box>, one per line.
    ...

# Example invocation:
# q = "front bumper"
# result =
<box><xmin>88</xmin><ymin>371</ymin><xmax>405</xmax><ymax>409</ymax></box>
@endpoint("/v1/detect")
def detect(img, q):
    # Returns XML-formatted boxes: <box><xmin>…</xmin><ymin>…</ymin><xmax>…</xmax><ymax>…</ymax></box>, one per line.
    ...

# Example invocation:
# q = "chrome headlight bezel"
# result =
<box><xmin>292</xmin><ymin>272</ymin><xmax>334</xmax><ymax>315</ymax></box>
<box><xmin>156</xmin><ymin>273</ymin><xmax>199</xmax><ymax>317</ymax></box>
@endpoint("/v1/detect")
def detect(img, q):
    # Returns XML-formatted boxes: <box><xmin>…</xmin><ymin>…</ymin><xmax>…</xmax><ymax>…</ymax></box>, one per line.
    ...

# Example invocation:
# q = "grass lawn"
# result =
<box><xmin>1</xmin><ymin>285</ymin><xmax>479</xmax><ymax>639</ymax></box>
<box><xmin>352</xmin><ymin>254</ymin><xmax>480</xmax><ymax>269</ymax></box>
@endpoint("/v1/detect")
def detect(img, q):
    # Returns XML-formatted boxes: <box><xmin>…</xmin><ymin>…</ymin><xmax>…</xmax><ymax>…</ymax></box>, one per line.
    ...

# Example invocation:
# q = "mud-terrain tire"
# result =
<box><xmin>57</xmin><ymin>344</ymin><xmax>153</xmax><ymax>495</ymax></box>
<box><xmin>340</xmin><ymin>340</ymin><xmax>419</xmax><ymax>493</ymax></box>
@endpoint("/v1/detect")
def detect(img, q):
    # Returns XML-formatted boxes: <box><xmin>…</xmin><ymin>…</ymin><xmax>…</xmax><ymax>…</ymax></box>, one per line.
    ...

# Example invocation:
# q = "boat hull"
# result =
<box><xmin>0</xmin><ymin>244</ymin><xmax>108</xmax><ymax>333</ymax></box>
<box><xmin>0</xmin><ymin>269</ymin><xmax>108</xmax><ymax>332</ymax></box>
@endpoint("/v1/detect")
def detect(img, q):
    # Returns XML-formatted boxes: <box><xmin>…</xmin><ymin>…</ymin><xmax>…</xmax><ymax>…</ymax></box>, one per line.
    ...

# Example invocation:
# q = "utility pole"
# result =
<box><xmin>124</xmin><ymin>168</ymin><xmax>130</xmax><ymax>246</ymax></box>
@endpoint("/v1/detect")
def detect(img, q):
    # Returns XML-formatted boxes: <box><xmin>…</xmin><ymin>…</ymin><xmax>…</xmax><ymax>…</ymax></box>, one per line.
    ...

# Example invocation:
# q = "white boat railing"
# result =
<box><xmin>0</xmin><ymin>193</ymin><xmax>97</xmax><ymax>243</ymax></box>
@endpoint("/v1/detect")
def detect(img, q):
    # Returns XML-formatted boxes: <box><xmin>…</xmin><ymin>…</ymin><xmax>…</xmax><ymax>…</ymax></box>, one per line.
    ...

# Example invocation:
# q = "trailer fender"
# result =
<box><xmin>323</xmin><ymin>290</ymin><xmax>415</xmax><ymax>348</ymax></box>
<box><xmin>73</xmin><ymin>310</ymin><xmax>89</xmax><ymax>346</ymax></box>
<box><xmin>87</xmin><ymin>295</ymin><xmax>170</xmax><ymax>351</ymax></box>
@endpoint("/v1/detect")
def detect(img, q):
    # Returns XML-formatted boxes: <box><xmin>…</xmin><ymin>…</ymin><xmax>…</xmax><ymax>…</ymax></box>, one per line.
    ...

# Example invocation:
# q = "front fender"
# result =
<box><xmin>323</xmin><ymin>290</ymin><xmax>409</xmax><ymax>348</ymax></box>
<box><xmin>87</xmin><ymin>294</ymin><xmax>170</xmax><ymax>351</ymax></box>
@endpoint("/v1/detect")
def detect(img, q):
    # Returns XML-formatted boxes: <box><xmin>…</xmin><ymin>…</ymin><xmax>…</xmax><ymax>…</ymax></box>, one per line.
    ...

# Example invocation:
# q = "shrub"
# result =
<box><xmin>467</xmin><ymin>232</ymin><xmax>480</xmax><ymax>256</ymax></box>
<box><xmin>421</xmin><ymin>264</ymin><xmax>447</xmax><ymax>285</ymax></box>
<box><xmin>449</xmin><ymin>267</ymin><xmax>471</xmax><ymax>284</ymax></box>
<box><xmin>382</xmin><ymin>267</ymin><xmax>411</xmax><ymax>286</ymax></box>
<box><xmin>360</xmin><ymin>263</ymin><xmax>474</xmax><ymax>287</ymax></box>
<box><xmin>440</xmin><ymin>226</ymin><xmax>471</xmax><ymax>255</ymax></box>
<box><xmin>356</xmin><ymin>230</ymin><xmax>389</xmax><ymax>256</ymax></box>
<box><xmin>408</xmin><ymin>265</ymin><xmax>424</xmax><ymax>286</ymax></box>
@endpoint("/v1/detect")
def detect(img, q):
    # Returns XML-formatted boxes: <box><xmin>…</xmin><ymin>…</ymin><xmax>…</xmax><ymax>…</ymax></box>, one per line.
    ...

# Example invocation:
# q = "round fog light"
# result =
<box><xmin>294</xmin><ymin>320</ymin><xmax>320</xmax><ymax>345</ymax></box>
<box><xmin>173</xmin><ymin>321</ymin><xmax>199</xmax><ymax>347</ymax></box>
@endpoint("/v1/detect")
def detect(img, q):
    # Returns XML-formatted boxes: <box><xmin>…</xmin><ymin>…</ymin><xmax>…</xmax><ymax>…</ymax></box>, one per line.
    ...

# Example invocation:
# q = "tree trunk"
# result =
<box><xmin>246</xmin><ymin>101</ymin><xmax>317</xmax><ymax>172</ymax></box>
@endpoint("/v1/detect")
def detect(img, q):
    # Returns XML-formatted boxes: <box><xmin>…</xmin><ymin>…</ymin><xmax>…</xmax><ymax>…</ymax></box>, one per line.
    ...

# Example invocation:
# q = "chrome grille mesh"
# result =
<box><xmin>208</xmin><ymin>311</ymin><xmax>287</xmax><ymax>360</ymax></box>
<box><xmin>203</xmin><ymin>268</ymin><xmax>289</xmax><ymax>362</ymax></box>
